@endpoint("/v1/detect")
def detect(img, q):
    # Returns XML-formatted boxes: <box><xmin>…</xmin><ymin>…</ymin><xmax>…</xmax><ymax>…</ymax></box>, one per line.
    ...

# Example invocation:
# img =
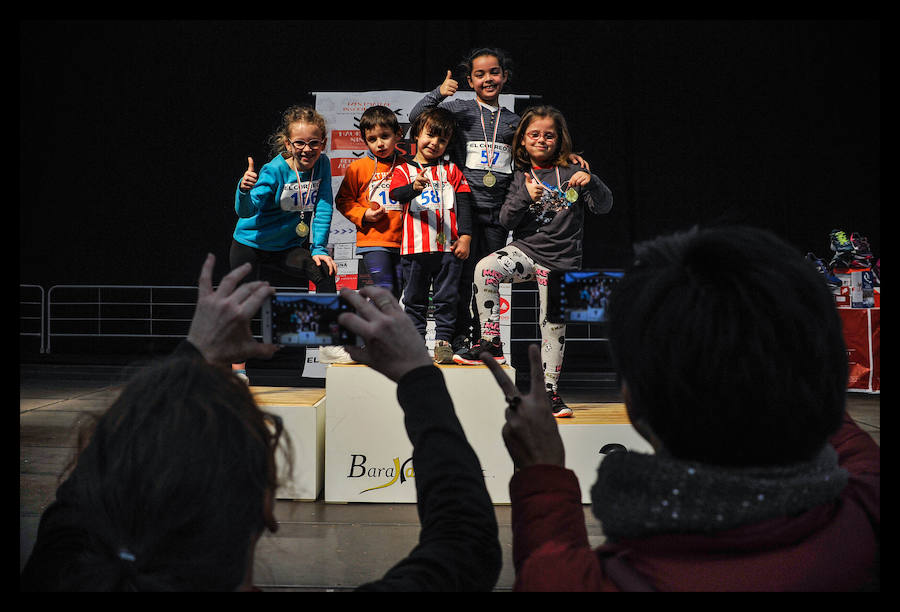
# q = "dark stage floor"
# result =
<box><xmin>19</xmin><ymin>362</ymin><xmax>880</xmax><ymax>591</ymax></box>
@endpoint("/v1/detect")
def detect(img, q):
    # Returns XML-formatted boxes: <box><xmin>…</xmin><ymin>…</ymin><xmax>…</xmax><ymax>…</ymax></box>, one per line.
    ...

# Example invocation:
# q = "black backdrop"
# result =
<box><xmin>20</xmin><ymin>20</ymin><xmax>879</xmax><ymax>289</ymax></box>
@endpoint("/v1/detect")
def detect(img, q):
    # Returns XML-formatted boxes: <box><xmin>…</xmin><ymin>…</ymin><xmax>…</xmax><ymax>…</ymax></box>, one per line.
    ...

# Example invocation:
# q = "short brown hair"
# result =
<box><xmin>358</xmin><ymin>105</ymin><xmax>402</xmax><ymax>139</ymax></box>
<box><xmin>409</xmin><ymin>106</ymin><xmax>455</xmax><ymax>142</ymax></box>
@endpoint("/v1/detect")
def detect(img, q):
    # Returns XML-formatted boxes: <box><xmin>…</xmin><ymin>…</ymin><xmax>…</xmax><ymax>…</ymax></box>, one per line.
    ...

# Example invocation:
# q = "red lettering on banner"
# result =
<box><xmin>396</xmin><ymin>141</ymin><xmax>418</xmax><ymax>157</ymax></box>
<box><xmin>499</xmin><ymin>297</ymin><xmax>509</xmax><ymax>315</ymax></box>
<box><xmin>330</xmin><ymin>157</ymin><xmax>356</xmax><ymax>177</ymax></box>
<box><xmin>332</xmin><ymin>130</ymin><xmax>365</xmax><ymax>151</ymax></box>
<box><xmin>341</xmin><ymin>100</ymin><xmax>396</xmax><ymax>113</ymax></box>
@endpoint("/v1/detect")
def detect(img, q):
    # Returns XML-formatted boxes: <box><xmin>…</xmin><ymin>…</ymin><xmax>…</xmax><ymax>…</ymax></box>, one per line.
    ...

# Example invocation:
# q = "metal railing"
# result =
<box><xmin>45</xmin><ymin>285</ymin><xmax>199</xmax><ymax>353</ymax></box>
<box><xmin>19</xmin><ymin>285</ymin><xmax>45</xmax><ymax>353</ymax></box>
<box><xmin>20</xmin><ymin>283</ymin><xmax>610</xmax><ymax>355</ymax></box>
<box><xmin>508</xmin><ymin>285</ymin><xmax>611</xmax><ymax>344</ymax></box>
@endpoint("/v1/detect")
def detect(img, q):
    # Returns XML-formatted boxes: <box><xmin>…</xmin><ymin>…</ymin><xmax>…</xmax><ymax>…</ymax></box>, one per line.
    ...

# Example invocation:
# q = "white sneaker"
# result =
<box><xmin>233</xmin><ymin>369</ymin><xmax>250</xmax><ymax>384</ymax></box>
<box><xmin>318</xmin><ymin>345</ymin><xmax>355</xmax><ymax>364</ymax></box>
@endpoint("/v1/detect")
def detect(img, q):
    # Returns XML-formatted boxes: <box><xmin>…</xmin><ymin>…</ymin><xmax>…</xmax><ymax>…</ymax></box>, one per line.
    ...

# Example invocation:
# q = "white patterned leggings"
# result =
<box><xmin>473</xmin><ymin>244</ymin><xmax>566</xmax><ymax>392</ymax></box>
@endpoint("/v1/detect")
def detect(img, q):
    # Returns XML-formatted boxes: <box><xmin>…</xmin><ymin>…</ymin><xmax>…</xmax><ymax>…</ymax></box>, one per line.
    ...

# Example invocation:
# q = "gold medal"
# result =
<box><xmin>436</xmin><ymin>232</ymin><xmax>446</xmax><ymax>244</ymax></box>
<box><xmin>483</xmin><ymin>171</ymin><xmax>496</xmax><ymax>187</ymax></box>
<box><xmin>295</xmin><ymin>221</ymin><xmax>309</xmax><ymax>237</ymax></box>
<box><xmin>565</xmin><ymin>188</ymin><xmax>578</xmax><ymax>203</ymax></box>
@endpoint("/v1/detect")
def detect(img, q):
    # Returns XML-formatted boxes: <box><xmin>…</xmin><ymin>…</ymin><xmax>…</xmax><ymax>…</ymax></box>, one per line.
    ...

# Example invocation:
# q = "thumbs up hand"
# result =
<box><xmin>240</xmin><ymin>157</ymin><xmax>258</xmax><ymax>191</ymax></box>
<box><xmin>524</xmin><ymin>172</ymin><xmax>543</xmax><ymax>202</ymax></box>
<box><xmin>439</xmin><ymin>70</ymin><xmax>458</xmax><ymax>97</ymax></box>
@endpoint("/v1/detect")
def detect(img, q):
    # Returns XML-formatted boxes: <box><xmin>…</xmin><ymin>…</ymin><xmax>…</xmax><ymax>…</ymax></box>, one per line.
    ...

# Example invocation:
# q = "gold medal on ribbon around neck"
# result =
<box><xmin>565</xmin><ymin>188</ymin><xmax>578</xmax><ymax>203</ymax></box>
<box><xmin>483</xmin><ymin>171</ymin><xmax>496</xmax><ymax>187</ymax></box>
<box><xmin>295</xmin><ymin>221</ymin><xmax>309</xmax><ymax>237</ymax></box>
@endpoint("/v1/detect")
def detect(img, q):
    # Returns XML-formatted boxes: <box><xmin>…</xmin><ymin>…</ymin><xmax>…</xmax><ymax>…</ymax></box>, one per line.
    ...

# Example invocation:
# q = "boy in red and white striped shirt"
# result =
<box><xmin>389</xmin><ymin>107</ymin><xmax>473</xmax><ymax>363</ymax></box>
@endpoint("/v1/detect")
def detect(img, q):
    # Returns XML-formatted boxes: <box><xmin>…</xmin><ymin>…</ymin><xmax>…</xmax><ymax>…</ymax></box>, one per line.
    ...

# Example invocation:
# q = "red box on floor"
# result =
<box><xmin>838</xmin><ymin>306</ymin><xmax>880</xmax><ymax>393</ymax></box>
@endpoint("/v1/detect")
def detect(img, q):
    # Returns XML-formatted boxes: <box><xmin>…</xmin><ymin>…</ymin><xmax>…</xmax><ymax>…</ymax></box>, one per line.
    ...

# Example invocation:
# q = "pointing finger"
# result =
<box><xmin>527</xmin><ymin>343</ymin><xmax>547</xmax><ymax>398</ymax></box>
<box><xmin>481</xmin><ymin>352</ymin><xmax>518</xmax><ymax>400</ymax></box>
<box><xmin>197</xmin><ymin>253</ymin><xmax>215</xmax><ymax>299</ymax></box>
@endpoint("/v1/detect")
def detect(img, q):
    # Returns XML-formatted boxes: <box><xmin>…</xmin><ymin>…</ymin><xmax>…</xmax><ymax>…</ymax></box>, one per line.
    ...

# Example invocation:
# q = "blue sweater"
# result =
<box><xmin>233</xmin><ymin>153</ymin><xmax>333</xmax><ymax>255</ymax></box>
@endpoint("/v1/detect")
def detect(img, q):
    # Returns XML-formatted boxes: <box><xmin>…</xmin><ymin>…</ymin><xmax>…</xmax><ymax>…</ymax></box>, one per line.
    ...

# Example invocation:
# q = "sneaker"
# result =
<box><xmin>318</xmin><ymin>345</ymin><xmax>355</xmax><ymax>364</ymax></box>
<box><xmin>548</xmin><ymin>389</ymin><xmax>573</xmax><ymax>418</ymax></box>
<box><xmin>806</xmin><ymin>252</ymin><xmax>842</xmax><ymax>289</ymax></box>
<box><xmin>451</xmin><ymin>334</ymin><xmax>471</xmax><ymax>355</ymax></box>
<box><xmin>828</xmin><ymin>251</ymin><xmax>853</xmax><ymax>271</ymax></box>
<box><xmin>850</xmin><ymin>232</ymin><xmax>872</xmax><ymax>256</ymax></box>
<box><xmin>453</xmin><ymin>336</ymin><xmax>506</xmax><ymax>365</ymax></box>
<box><xmin>233</xmin><ymin>369</ymin><xmax>250</xmax><ymax>384</ymax></box>
<box><xmin>433</xmin><ymin>340</ymin><xmax>454</xmax><ymax>364</ymax></box>
<box><xmin>830</xmin><ymin>229</ymin><xmax>854</xmax><ymax>253</ymax></box>
<box><xmin>850</xmin><ymin>232</ymin><xmax>874</xmax><ymax>268</ymax></box>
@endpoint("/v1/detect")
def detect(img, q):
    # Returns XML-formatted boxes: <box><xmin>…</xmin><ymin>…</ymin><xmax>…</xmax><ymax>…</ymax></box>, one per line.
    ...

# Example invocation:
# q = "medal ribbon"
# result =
<box><xmin>367</xmin><ymin>152</ymin><xmax>398</xmax><ymax>201</ymax></box>
<box><xmin>292</xmin><ymin>159</ymin><xmax>317</xmax><ymax>238</ymax></box>
<box><xmin>529</xmin><ymin>166</ymin><xmax>564</xmax><ymax>196</ymax></box>
<box><xmin>292</xmin><ymin>160</ymin><xmax>317</xmax><ymax>211</ymax></box>
<box><xmin>477</xmin><ymin>100</ymin><xmax>502</xmax><ymax>173</ymax></box>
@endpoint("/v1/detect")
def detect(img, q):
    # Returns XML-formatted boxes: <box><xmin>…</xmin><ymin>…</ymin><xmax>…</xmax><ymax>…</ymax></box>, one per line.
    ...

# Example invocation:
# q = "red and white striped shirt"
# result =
<box><xmin>390</xmin><ymin>160</ymin><xmax>472</xmax><ymax>255</ymax></box>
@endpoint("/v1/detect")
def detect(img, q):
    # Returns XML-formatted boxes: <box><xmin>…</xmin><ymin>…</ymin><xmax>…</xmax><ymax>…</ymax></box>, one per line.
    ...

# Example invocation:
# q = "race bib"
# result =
<box><xmin>410</xmin><ymin>184</ymin><xmax>455</xmax><ymax>212</ymax></box>
<box><xmin>464</xmin><ymin>141</ymin><xmax>513</xmax><ymax>174</ymax></box>
<box><xmin>280</xmin><ymin>179</ymin><xmax>320</xmax><ymax>212</ymax></box>
<box><xmin>368</xmin><ymin>182</ymin><xmax>403</xmax><ymax>211</ymax></box>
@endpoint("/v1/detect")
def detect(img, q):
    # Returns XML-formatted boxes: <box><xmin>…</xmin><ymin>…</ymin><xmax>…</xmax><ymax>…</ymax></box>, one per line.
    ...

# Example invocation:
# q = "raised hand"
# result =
<box><xmin>482</xmin><ymin>344</ymin><xmax>565</xmax><ymax>469</ymax></box>
<box><xmin>186</xmin><ymin>254</ymin><xmax>278</xmax><ymax>367</ymax></box>
<box><xmin>412</xmin><ymin>172</ymin><xmax>431</xmax><ymax>193</ymax></box>
<box><xmin>525</xmin><ymin>173</ymin><xmax>544</xmax><ymax>202</ymax></box>
<box><xmin>439</xmin><ymin>70</ymin><xmax>458</xmax><ymax>97</ymax></box>
<box><xmin>337</xmin><ymin>286</ymin><xmax>432</xmax><ymax>382</ymax></box>
<box><xmin>240</xmin><ymin>157</ymin><xmax>258</xmax><ymax>191</ymax></box>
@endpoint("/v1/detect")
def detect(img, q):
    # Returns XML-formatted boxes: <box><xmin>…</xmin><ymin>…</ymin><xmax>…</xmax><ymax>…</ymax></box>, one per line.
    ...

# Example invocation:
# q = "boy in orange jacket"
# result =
<box><xmin>335</xmin><ymin>106</ymin><xmax>406</xmax><ymax>297</ymax></box>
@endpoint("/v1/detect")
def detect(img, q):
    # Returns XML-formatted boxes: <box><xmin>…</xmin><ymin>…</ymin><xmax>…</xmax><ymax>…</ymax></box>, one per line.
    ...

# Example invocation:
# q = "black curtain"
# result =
<box><xmin>20</xmin><ymin>20</ymin><xmax>879</xmax><ymax>287</ymax></box>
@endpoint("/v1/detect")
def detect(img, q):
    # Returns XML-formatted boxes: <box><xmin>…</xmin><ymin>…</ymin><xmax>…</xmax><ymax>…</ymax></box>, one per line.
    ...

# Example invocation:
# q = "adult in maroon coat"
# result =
<box><xmin>484</xmin><ymin>225</ymin><xmax>879</xmax><ymax>591</ymax></box>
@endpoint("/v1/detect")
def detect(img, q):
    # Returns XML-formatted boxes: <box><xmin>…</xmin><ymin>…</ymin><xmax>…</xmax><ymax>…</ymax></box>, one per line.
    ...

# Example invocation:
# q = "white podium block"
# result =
<box><xmin>557</xmin><ymin>410</ymin><xmax>654</xmax><ymax>503</ymax></box>
<box><xmin>324</xmin><ymin>364</ymin><xmax>516</xmax><ymax>503</ymax></box>
<box><xmin>252</xmin><ymin>387</ymin><xmax>327</xmax><ymax>501</ymax></box>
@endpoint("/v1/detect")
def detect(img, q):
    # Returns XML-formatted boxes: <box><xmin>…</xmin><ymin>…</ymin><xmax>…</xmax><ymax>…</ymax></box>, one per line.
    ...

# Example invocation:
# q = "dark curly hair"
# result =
<box><xmin>456</xmin><ymin>47</ymin><xmax>514</xmax><ymax>85</ymax></box>
<box><xmin>608</xmin><ymin>225</ymin><xmax>847</xmax><ymax>466</ymax></box>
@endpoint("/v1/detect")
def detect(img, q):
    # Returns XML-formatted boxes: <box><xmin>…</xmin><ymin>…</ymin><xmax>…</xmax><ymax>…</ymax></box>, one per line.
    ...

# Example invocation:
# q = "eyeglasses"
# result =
<box><xmin>526</xmin><ymin>131</ymin><xmax>557</xmax><ymax>142</ymax></box>
<box><xmin>290</xmin><ymin>139</ymin><xmax>325</xmax><ymax>150</ymax></box>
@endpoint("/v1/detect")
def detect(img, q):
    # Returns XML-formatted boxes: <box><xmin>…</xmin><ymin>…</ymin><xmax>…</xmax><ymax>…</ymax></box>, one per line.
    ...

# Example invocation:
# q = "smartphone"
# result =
<box><xmin>547</xmin><ymin>269</ymin><xmax>625</xmax><ymax>324</ymax></box>
<box><xmin>261</xmin><ymin>292</ymin><xmax>357</xmax><ymax>348</ymax></box>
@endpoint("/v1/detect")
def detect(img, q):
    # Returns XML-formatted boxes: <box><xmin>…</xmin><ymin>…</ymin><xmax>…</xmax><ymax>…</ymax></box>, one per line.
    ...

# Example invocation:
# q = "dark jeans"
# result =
<box><xmin>360</xmin><ymin>250</ymin><xmax>404</xmax><ymax>298</ymax></box>
<box><xmin>456</xmin><ymin>207</ymin><xmax>510</xmax><ymax>341</ymax></box>
<box><xmin>402</xmin><ymin>252</ymin><xmax>463</xmax><ymax>342</ymax></box>
<box><xmin>229</xmin><ymin>239</ymin><xmax>336</xmax><ymax>292</ymax></box>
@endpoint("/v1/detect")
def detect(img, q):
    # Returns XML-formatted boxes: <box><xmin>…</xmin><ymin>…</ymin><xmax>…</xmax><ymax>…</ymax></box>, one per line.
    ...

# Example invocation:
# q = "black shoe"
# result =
<box><xmin>453</xmin><ymin>337</ymin><xmax>505</xmax><ymax>365</ymax></box>
<box><xmin>548</xmin><ymin>389</ymin><xmax>573</xmax><ymax>418</ymax></box>
<box><xmin>451</xmin><ymin>334</ymin><xmax>471</xmax><ymax>355</ymax></box>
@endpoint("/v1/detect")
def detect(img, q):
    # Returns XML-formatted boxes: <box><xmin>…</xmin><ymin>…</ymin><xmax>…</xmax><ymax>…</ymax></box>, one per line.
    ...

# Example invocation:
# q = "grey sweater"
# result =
<box><xmin>500</xmin><ymin>165</ymin><xmax>613</xmax><ymax>270</ymax></box>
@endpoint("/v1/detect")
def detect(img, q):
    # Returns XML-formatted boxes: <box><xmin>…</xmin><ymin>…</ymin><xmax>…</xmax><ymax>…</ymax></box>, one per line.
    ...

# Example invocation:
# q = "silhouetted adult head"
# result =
<box><xmin>49</xmin><ymin>356</ymin><xmax>285</xmax><ymax>591</ymax></box>
<box><xmin>608</xmin><ymin>225</ymin><xmax>847</xmax><ymax>466</ymax></box>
